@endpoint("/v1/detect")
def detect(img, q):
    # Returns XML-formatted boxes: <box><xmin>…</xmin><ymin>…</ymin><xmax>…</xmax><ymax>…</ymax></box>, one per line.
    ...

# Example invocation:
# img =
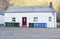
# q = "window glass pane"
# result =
<box><xmin>12</xmin><ymin>20</ymin><xmax>15</xmax><ymax>21</ymax></box>
<box><xmin>12</xmin><ymin>17</ymin><xmax>15</xmax><ymax>19</ymax></box>
<box><xmin>34</xmin><ymin>17</ymin><xmax>38</xmax><ymax>19</ymax></box>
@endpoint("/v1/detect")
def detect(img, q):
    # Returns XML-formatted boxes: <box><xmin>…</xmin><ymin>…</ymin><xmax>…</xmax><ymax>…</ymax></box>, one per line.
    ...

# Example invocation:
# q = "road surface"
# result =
<box><xmin>0</xmin><ymin>27</ymin><xmax>60</xmax><ymax>39</ymax></box>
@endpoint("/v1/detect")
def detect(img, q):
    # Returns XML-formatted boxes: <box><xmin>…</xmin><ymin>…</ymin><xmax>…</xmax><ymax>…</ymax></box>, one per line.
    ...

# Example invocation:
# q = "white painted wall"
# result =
<box><xmin>0</xmin><ymin>15</ymin><xmax>4</xmax><ymax>24</ymax></box>
<box><xmin>4</xmin><ymin>12</ymin><xmax>56</xmax><ymax>28</ymax></box>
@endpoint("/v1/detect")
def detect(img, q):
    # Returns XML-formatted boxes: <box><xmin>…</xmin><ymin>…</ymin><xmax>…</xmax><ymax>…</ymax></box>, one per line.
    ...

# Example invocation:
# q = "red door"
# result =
<box><xmin>22</xmin><ymin>17</ymin><xmax>27</xmax><ymax>27</ymax></box>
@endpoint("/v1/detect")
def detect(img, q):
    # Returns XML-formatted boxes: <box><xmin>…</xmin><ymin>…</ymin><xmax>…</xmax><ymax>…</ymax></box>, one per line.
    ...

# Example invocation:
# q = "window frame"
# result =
<box><xmin>12</xmin><ymin>17</ymin><xmax>16</xmax><ymax>22</ymax></box>
<box><xmin>33</xmin><ymin>17</ymin><xmax>38</xmax><ymax>22</ymax></box>
<box><xmin>49</xmin><ymin>17</ymin><xmax>52</xmax><ymax>21</ymax></box>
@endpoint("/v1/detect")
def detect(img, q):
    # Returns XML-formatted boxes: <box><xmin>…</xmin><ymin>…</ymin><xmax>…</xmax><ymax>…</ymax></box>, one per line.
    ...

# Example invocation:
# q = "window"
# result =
<box><xmin>12</xmin><ymin>17</ymin><xmax>16</xmax><ymax>22</ymax></box>
<box><xmin>33</xmin><ymin>17</ymin><xmax>38</xmax><ymax>22</ymax></box>
<box><xmin>49</xmin><ymin>17</ymin><xmax>52</xmax><ymax>21</ymax></box>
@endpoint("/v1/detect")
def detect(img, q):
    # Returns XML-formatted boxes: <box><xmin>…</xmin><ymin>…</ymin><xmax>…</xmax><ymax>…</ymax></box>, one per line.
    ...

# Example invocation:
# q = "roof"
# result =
<box><xmin>5</xmin><ymin>6</ymin><xmax>56</xmax><ymax>13</ymax></box>
<box><xmin>0</xmin><ymin>10</ymin><xmax>4</xmax><ymax>15</ymax></box>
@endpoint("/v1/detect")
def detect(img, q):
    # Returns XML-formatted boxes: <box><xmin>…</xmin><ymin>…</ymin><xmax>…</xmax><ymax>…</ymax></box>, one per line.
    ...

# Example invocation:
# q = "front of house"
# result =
<box><xmin>4</xmin><ymin>5</ymin><xmax>56</xmax><ymax>28</ymax></box>
<box><xmin>0</xmin><ymin>10</ymin><xmax>4</xmax><ymax>25</ymax></box>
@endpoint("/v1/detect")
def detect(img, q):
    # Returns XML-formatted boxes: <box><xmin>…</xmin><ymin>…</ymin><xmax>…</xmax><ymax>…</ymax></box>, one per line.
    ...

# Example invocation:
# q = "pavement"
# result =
<box><xmin>0</xmin><ymin>27</ymin><xmax>60</xmax><ymax>39</ymax></box>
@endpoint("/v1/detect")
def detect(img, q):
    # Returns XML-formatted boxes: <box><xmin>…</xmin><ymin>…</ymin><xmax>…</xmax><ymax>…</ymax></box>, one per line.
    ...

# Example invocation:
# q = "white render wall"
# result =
<box><xmin>4</xmin><ymin>12</ymin><xmax>56</xmax><ymax>28</ymax></box>
<box><xmin>0</xmin><ymin>15</ymin><xmax>4</xmax><ymax>24</ymax></box>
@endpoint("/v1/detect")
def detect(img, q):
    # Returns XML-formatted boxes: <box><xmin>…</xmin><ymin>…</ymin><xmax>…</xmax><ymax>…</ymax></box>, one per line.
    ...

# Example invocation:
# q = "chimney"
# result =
<box><xmin>50</xmin><ymin>0</ymin><xmax>53</xmax><ymax>8</ymax></box>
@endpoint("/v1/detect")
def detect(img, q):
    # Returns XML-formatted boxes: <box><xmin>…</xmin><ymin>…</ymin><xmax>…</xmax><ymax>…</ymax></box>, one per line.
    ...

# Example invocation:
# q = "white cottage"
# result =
<box><xmin>0</xmin><ymin>10</ymin><xmax>4</xmax><ymax>25</ymax></box>
<box><xmin>5</xmin><ymin>2</ymin><xmax>57</xmax><ymax>28</ymax></box>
